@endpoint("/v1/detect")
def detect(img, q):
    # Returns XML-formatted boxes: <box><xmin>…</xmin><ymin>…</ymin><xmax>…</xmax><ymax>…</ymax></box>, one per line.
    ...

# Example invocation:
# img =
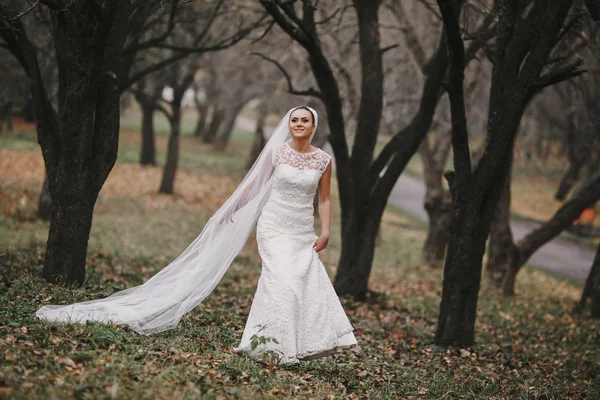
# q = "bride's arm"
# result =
<box><xmin>314</xmin><ymin>160</ymin><xmax>332</xmax><ymax>252</ymax></box>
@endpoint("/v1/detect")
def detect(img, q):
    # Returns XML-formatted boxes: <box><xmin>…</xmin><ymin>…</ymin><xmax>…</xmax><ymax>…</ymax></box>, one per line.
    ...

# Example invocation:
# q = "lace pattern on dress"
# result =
<box><xmin>273</xmin><ymin>143</ymin><xmax>331</xmax><ymax>174</ymax></box>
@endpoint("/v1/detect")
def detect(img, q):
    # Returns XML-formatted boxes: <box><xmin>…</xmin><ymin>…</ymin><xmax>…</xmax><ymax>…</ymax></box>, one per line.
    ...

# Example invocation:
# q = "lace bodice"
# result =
<box><xmin>273</xmin><ymin>143</ymin><xmax>331</xmax><ymax>173</ymax></box>
<box><xmin>258</xmin><ymin>143</ymin><xmax>332</xmax><ymax>237</ymax></box>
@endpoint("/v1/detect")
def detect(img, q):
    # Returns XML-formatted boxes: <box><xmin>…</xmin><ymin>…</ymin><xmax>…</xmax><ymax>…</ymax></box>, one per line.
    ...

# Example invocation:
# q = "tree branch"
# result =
<box><xmin>250</xmin><ymin>52</ymin><xmax>323</xmax><ymax>98</ymax></box>
<box><xmin>530</xmin><ymin>59</ymin><xmax>586</xmax><ymax>93</ymax></box>
<box><xmin>259</xmin><ymin>0</ymin><xmax>312</xmax><ymax>48</ymax></box>
<box><xmin>0</xmin><ymin>1</ymin><xmax>40</xmax><ymax>22</ymax></box>
<box><xmin>516</xmin><ymin>169</ymin><xmax>600</xmax><ymax>265</ymax></box>
<box><xmin>122</xmin><ymin>0</ymin><xmax>181</xmax><ymax>55</ymax></box>
<box><xmin>437</xmin><ymin>0</ymin><xmax>471</xmax><ymax>184</ymax></box>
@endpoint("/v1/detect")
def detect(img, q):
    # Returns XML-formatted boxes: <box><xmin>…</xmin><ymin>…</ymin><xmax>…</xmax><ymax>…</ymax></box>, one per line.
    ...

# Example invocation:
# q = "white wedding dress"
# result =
<box><xmin>235</xmin><ymin>143</ymin><xmax>357</xmax><ymax>364</ymax></box>
<box><xmin>35</xmin><ymin>107</ymin><xmax>356</xmax><ymax>364</ymax></box>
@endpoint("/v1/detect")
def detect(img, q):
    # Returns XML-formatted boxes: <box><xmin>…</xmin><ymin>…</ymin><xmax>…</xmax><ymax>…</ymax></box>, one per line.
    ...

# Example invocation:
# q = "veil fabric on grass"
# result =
<box><xmin>36</xmin><ymin>106</ymin><xmax>318</xmax><ymax>335</ymax></box>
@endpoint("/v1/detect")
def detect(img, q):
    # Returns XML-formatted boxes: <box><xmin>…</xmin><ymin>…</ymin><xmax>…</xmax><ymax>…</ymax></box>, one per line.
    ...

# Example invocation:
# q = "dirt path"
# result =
<box><xmin>236</xmin><ymin>115</ymin><xmax>594</xmax><ymax>284</ymax></box>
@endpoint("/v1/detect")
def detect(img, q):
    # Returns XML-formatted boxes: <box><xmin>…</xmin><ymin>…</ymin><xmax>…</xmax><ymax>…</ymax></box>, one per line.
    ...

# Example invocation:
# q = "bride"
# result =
<box><xmin>36</xmin><ymin>106</ymin><xmax>357</xmax><ymax>364</ymax></box>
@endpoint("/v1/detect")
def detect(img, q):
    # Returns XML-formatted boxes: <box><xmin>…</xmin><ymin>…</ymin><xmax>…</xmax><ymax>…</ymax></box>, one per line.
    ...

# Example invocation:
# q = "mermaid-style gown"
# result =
<box><xmin>235</xmin><ymin>143</ymin><xmax>357</xmax><ymax>364</ymax></box>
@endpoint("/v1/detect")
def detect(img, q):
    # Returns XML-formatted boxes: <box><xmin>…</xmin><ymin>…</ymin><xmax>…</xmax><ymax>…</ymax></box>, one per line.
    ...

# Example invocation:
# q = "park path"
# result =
<box><xmin>236</xmin><ymin>115</ymin><xmax>594</xmax><ymax>284</ymax></box>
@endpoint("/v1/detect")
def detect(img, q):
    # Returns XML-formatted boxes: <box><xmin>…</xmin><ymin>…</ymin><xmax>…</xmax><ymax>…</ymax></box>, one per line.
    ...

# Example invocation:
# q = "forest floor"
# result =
<box><xmin>0</xmin><ymin>113</ymin><xmax>599</xmax><ymax>399</ymax></box>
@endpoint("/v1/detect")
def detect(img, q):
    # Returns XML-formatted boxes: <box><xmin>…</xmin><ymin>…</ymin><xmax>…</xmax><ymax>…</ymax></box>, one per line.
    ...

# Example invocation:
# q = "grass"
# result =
<box><xmin>1</xmin><ymin>115</ymin><xmax>599</xmax><ymax>399</ymax></box>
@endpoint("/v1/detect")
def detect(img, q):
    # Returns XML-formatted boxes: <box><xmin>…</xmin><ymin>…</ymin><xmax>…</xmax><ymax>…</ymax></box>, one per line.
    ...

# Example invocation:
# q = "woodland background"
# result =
<box><xmin>0</xmin><ymin>0</ymin><xmax>599</xmax><ymax>398</ymax></box>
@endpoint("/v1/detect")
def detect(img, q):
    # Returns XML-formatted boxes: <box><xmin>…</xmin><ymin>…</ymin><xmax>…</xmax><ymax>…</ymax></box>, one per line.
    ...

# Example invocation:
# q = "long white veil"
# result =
<box><xmin>36</xmin><ymin>106</ymin><xmax>319</xmax><ymax>335</ymax></box>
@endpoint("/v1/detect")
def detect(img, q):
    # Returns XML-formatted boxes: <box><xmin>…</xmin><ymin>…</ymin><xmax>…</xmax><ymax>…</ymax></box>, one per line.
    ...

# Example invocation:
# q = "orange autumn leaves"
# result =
<box><xmin>0</xmin><ymin>148</ymin><xmax>238</xmax><ymax>215</ymax></box>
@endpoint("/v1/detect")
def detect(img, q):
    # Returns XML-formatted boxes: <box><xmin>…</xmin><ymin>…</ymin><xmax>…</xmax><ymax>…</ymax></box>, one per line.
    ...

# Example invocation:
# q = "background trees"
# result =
<box><xmin>1</xmin><ymin>0</ymin><xmax>599</xmax><ymax>354</ymax></box>
<box><xmin>0</xmin><ymin>0</ymin><xmax>265</xmax><ymax>284</ymax></box>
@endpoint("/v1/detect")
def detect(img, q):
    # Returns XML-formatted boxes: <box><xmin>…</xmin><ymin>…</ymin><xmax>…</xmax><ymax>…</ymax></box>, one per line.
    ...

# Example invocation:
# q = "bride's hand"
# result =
<box><xmin>313</xmin><ymin>233</ymin><xmax>329</xmax><ymax>252</ymax></box>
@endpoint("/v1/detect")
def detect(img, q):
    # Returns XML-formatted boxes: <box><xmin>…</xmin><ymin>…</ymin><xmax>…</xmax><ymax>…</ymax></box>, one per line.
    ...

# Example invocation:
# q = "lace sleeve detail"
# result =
<box><xmin>318</xmin><ymin>151</ymin><xmax>332</xmax><ymax>174</ymax></box>
<box><xmin>272</xmin><ymin>144</ymin><xmax>281</xmax><ymax>166</ymax></box>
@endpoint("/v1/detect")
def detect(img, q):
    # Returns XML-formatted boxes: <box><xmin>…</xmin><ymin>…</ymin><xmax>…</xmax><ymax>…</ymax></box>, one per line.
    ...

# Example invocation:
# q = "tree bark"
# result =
<box><xmin>0</xmin><ymin>101</ymin><xmax>13</xmax><ymax>133</ymax></box>
<box><xmin>555</xmin><ymin>161</ymin><xmax>584</xmax><ymax>201</ymax></box>
<box><xmin>572</xmin><ymin>242</ymin><xmax>600</xmax><ymax>317</ymax></box>
<box><xmin>215</xmin><ymin>103</ymin><xmax>245</xmax><ymax>151</ymax></box>
<box><xmin>203</xmin><ymin>108</ymin><xmax>224</xmax><ymax>144</ymax></box>
<box><xmin>331</xmin><ymin>0</ymin><xmax>384</xmax><ymax>298</ymax></box>
<box><xmin>420</xmin><ymin>131</ymin><xmax>453</xmax><ymax>268</ymax></box>
<box><xmin>247</xmin><ymin>101</ymin><xmax>267</xmax><ymax>170</ymax></box>
<box><xmin>159</xmin><ymin>104</ymin><xmax>181</xmax><ymax>194</ymax></box>
<box><xmin>37</xmin><ymin>173</ymin><xmax>52</xmax><ymax>220</ymax></box>
<box><xmin>194</xmin><ymin>103</ymin><xmax>209</xmax><ymax>137</ymax></box>
<box><xmin>43</xmin><ymin>194</ymin><xmax>96</xmax><ymax>284</ymax></box>
<box><xmin>435</xmin><ymin>0</ymin><xmax>574</xmax><ymax>346</ymax></box>
<box><xmin>485</xmin><ymin>167</ymin><xmax>514</xmax><ymax>287</ymax></box>
<box><xmin>555</xmin><ymin>117</ymin><xmax>587</xmax><ymax>201</ymax></box>
<box><xmin>422</xmin><ymin>191</ymin><xmax>452</xmax><ymax>268</ymax></box>
<box><xmin>334</xmin><ymin>209</ymin><xmax>383</xmax><ymax>298</ymax></box>
<box><xmin>31</xmin><ymin>3</ymin><xmax>128</xmax><ymax>284</ymax></box>
<box><xmin>140</xmin><ymin>103</ymin><xmax>156</xmax><ymax>165</ymax></box>
<box><xmin>332</xmin><ymin>38</ymin><xmax>449</xmax><ymax>297</ymax></box>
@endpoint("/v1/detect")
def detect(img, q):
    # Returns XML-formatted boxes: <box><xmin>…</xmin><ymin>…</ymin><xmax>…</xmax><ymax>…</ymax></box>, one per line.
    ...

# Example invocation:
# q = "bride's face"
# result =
<box><xmin>289</xmin><ymin>109</ymin><xmax>315</xmax><ymax>140</ymax></box>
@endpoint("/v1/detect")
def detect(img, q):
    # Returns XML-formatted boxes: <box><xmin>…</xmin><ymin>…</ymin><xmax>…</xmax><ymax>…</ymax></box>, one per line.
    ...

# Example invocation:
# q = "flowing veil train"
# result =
<box><xmin>36</xmin><ymin>106</ymin><xmax>318</xmax><ymax>335</ymax></box>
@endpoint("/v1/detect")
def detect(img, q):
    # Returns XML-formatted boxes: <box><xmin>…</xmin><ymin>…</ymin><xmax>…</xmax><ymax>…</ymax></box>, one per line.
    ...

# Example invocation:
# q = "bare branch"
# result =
<box><xmin>416</xmin><ymin>0</ymin><xmax>442</xmax><ymax>20</ymax></box>
<box><xmin>380</xmin><ymin>43</ymin><xmax>399</xmax><ymax>55</ymax></box>
<box><xmin>250</xmin><ymin>52</ymin><xmax>323</xmax><ymax>98</ymax></box>
<box><xmin>388</xmin><ymin>0</ymin><xmax>428</xmax><ymax>72</ymax></box>
<box><xmin>122</xmin><ymin>0</ymin><xmax>182</xmax><ymax>55</ymax></box>
<box><xmin>530</xmin><ymin>59</ymin><xmax>586</xmax><ymax>93</ymax></box>
<box><xmin>250</xmin><ymin>19</ymin><xmax>276</xmax><ymax>44</ymax></box>
<box><xmin>0</xmin><ymin>0</ymin><xmax>40</xmax><ymax>22</ymax></box>
<box><xmin>259</xmin><ymin>0</ymin><xmax>312</xmax><ymax>48</ymax></box>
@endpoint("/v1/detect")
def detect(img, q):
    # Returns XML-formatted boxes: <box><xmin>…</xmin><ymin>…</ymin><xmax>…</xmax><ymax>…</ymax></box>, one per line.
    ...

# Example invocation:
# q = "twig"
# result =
<box><xmin>249</xmin><ymin>52</ymin><xmax>323</xmax><ymax>98</ymax></box>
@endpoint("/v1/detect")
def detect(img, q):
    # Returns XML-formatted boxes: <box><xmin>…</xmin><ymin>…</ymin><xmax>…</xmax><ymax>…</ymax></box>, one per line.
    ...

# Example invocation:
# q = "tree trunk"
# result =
<box><xmin>332</xmin><ymin>0</ymin><xmax>385</xmax><ymax>298</ymax></box>
<box><xmin>422</xmin><ymin>191</ymin><xmax>452</xmax><ymax>268</ymax></box>
<box><xmin>435</xmin><ymin>0</ymin><xmax>514</xmax><ymax>347</ymax></box>
<box><xmin>573</xmin><ymin>243</ymin><xmax>600</xmax><ymax>317</ymax></box>
<box><xmin>140</xmin><ymin>103</ymin><xmax>156</xmax><ymax>165</ymax></box>
<box><xmin>203</xmin><ymin>108</ymin><xmax>224</xmax><ymax>143</ymax></box>
<box><xmin>332</xmin><ymin>38</ymin><xmax>449</xmax><ymax>297</ymax></box>
<box><xmin>435</xmin><ymin>197</ymin><xmax>489</xmax><ymax>346</ymax></box>
<box><xmin>37</xmin><ymin>173</ymin><xmax>52</xmax><ymax>220</ymax></box>
<box><xmin>214</xmin><ymin>105</ymin><xmax>243</xmax><ymax>151</ymax></box>
<box><xmin>485</xmin><ymin>168</ymin><xmax>513</xmax><ymax>287</ymax></box>
<box><xmin>194</xmin><ymin>103</ymin><xmax>209</xmax><ymax>137</ymax></box>
<box><xmin>420</xmin><ymin>130</ymin><xmax>453</xmax><ymax>269</ymax></box>
<box><xmin>247</xmin><ymin>102</ymin><xmax>267</xmax><ymax>170</ymax></box>
<box><xmin>37</xmin><ymin>3</ymin><xmax>127</xmax><ymax>285</ymax></box>
<box><xmin>0</xmin><ymin>101</ymin><xmax>13</xmax><ymax>133</ymax></box>
<box><xmin>159</xmin><ymin>105</ymin><xmax>181</xmax><ymax>194</ymax></box>
<box><xmin>555</xmin><ymin>117</ymin><xmax>587</xmax><ymax>201</ymax></box>
<box><xmin>43</xmin><ymin>194</ymin><xmax>96</xmax><ymax>284</ymax></box>
<box><xmin>435</xmin><ymin>0</ymin><xmax>574</xmax><ymax>345</ymax></box>
<box><xmin>333</xmin><ymin>209</ymin><xmax>383</xmax><ymax>299</ymax></box>
<box><xmin>555</xmin><ymin>161</ymin><xmax>584</xmax><ymax>201</ymax></box>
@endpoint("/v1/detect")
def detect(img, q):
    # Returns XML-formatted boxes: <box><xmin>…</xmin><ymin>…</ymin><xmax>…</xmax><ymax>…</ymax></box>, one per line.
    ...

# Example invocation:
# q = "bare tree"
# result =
<box><xmin>247</xmin><ymin>98</ymin><xmax>268</xmax><ymax>169</ymax></box>
<box><xmin>158</xmin><ymin>58</ymin><xmax>199</xmax><ymax>194</ymax></box>
<box><xmin>260</xmin><ymin>0</ymin><xmax>495</xmax><ymax>298</ymax></box>
<box><xmin>487</xmin><ymin>10</ymin><xmax>600</xmax><ymax>289</ymax></box>
<box><xmin>435</xmin><ymin>0</ymin><xmax>587</xmax><ymax>346</ymax></box>
<box><xmin>0</xmin><ymin>0</ymin><xmax>265</xmax><ymax>284</ymax></box>
<box><xmin>573</xmin><ymin>242</ymin><xmax>600</xmax><ymax>317</ymax></box>
<box><xmin>130</xmin><ymin>74</ymin><xmax>166</xmax><ymax>166</ymax></box>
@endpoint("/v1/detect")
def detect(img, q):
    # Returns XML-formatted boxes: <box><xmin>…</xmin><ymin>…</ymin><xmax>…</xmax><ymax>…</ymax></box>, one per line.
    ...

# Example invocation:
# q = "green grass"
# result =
<box><xmin>0</xmin><ymin>131</ymin><xmax>41</xmax><ymax>152</ymax></box>
<box><xmin>1</xmin><ymin>116</ymin><xmax>599</xmax><ymax>399</ymax></box>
